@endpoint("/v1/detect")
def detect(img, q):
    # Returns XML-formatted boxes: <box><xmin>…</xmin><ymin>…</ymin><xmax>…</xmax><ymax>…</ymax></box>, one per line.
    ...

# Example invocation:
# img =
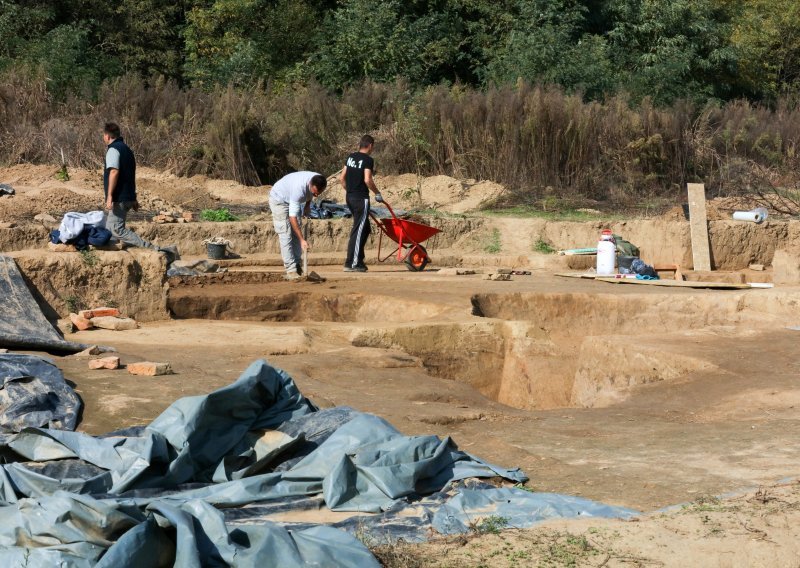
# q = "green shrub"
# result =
<box><xmin>200</xmin><ymin>208</ymin><xmax>239</xmax><ymax>222</ymax></box>
<box><xmin>533</xmin><ymin>239</ymin><xmax>555</xmax><ymax>254</ymax></box>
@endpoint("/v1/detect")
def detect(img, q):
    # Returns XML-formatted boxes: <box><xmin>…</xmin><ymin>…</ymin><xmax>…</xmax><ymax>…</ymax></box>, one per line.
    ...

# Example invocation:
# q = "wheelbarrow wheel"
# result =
<box><xmin>405</xmin><ymin>245</ymin><xmax>429</xmax><ymax>271</ymax></box>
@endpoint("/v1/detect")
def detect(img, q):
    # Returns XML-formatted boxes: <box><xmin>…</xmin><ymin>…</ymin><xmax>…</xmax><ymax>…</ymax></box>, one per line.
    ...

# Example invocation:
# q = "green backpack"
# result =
<box><xmin>613</xmin><ymin>234</ymin><xmax>639</xmax><ymax>258</ymax></box>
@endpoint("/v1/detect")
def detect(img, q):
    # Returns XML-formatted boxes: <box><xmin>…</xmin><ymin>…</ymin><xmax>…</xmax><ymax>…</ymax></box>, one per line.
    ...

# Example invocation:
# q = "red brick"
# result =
<box><xmin>88</xmin><ymin>356</ymin><xmax>120</xmax><ymax>370</ymax></box>
<box><xmin>79</xmin><ymin>307</ymin><xmax>121</xmax><ymax>319</ymax></box>
<box><xmin>69</xmin><ymin>313</ymin><xmax>93</xmax><ymax>331</ymax></box>
<box><xmin>127</xmin><ymin>361</ymin><xmax>172</xmax><ymax>376</ymax></box>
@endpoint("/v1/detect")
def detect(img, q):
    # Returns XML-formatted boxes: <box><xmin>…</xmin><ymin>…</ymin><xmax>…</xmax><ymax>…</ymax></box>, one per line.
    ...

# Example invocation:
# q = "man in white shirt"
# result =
<box><xmin>268</xmin><ymin>171</ymin><xmax>327</xmax><ymax>279</ymax></box>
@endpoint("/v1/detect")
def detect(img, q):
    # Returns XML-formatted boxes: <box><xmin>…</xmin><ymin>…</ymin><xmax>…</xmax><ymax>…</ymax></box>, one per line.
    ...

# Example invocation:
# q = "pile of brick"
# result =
<box><xmin>66</xmin><ymin>321</ymin><xmax>173</xmax><ymax>376</ymax></box>
<box><xmin>65</xmin><ymin>307</ymin><xmax>138</xmax><ymax>332</ymax></box>
<box><xmin>86</xmin><ymin>358</ymin><xmax>172</xmax><ymax>375</ymax></box>
<box><xmin>152</xmin><ymin>211</ymin><xmax>193</xmax><ymax>224</ymax></box>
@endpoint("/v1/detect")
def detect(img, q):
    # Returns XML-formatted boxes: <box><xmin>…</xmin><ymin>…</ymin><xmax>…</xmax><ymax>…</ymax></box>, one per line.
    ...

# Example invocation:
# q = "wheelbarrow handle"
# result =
<box><xmin>378</xmin><ymin>198</ymin><xmax>400</xmax><ymax>222</ymax></box>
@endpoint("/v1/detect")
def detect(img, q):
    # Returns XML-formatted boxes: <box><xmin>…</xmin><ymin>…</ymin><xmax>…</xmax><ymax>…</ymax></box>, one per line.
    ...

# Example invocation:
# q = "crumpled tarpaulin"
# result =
<box><xmin>0</xmin><ymin>359</ymin><xmax>638</xmax><ymax>566</ymax></box>
<box><xmin>308</xmin><ymin>200</ymin><xmax>406</xmax><ymax>220</ymax></box>
<box><xmin>0</xmin><ymin>255</ymin><xmax>89</xmax><ymax>353</ymax></box>
<box><xmin>0</xmin><ymin>354</ymin><xmax>81</xmax><ymax>438</ymax></box>
<box><xmin>0</xmin><ymin>359</ymin><xmax>524</xmax><ymax>566</ymax></box>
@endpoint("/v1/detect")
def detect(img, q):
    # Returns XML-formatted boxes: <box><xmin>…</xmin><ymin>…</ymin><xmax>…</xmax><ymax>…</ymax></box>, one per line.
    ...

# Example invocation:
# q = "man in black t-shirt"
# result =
<box><xmin>339</xmin><ymin>135</ymin><xmax>383</xmax><ymax>272</ymax></box>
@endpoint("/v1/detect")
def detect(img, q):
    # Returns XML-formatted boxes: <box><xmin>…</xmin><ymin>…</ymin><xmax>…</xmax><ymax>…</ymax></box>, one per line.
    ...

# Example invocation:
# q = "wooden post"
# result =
<box><xmin>687</xmin><ymin>183</ymin><xmax>711</xmax><ymax>271</ymax></box>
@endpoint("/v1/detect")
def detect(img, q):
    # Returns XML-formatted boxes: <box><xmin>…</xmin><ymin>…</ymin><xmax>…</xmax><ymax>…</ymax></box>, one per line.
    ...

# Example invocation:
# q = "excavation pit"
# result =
<box><xmin>58</xmin><ymin>265</ymin><xmax>800</xmax><ymax>515</ymax></box>
<box><xmin>165</xmin><ymin>272</ymin><xmax>798</xmax><ymax>414</ymax></box>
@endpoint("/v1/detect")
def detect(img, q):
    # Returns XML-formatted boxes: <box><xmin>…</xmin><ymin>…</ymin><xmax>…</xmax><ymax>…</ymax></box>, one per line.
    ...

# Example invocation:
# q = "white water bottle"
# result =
<box><xmin>596</xmin><ymin>229</ymin><xmax>616</xmax><ymax>276</ymax></box>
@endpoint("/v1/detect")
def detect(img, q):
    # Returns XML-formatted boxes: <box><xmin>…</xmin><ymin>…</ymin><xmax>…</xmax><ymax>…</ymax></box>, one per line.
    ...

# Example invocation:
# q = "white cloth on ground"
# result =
<box><xmin>58</xmin><ymin>211</ymin><xmax>105</xmax><ymax>243</ymax></box>
<box><xmin>269</xmin><ymin>171</ymin><xmax>318</xmax><ymax>218</ymax></box>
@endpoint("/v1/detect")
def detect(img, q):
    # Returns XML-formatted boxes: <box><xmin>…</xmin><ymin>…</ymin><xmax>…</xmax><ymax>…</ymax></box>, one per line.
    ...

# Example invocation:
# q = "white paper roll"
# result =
<box><xmin>732</xmin><ymin>207</ymin><xmax>768</xmax><ymax>224</ymax></box>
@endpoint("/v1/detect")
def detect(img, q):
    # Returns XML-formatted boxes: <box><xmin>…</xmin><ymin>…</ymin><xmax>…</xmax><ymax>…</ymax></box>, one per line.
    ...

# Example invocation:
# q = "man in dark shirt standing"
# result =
<box><xmin>102</xmin><ymin>122</ymin><xmax>157</xmax><ymax>250</ymax></box>
<box><xmin>339</xmin><ymin>135</ymin><xmax>383</xmax><ymax>272</ymax></box>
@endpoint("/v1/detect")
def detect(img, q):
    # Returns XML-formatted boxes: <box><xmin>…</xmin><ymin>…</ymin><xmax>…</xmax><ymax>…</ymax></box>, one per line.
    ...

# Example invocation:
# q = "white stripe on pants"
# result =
<box><xmin>352</xmin><ymin>198</ymin><xmax>369</xmax><ymax>268</ymax></box>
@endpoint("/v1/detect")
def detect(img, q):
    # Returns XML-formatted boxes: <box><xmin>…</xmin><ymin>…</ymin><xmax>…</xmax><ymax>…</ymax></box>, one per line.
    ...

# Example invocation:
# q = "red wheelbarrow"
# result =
<box><xmin>369</xmin><ymin>201</ymin><xmax>440</xmax><ymax>271</ymax></box>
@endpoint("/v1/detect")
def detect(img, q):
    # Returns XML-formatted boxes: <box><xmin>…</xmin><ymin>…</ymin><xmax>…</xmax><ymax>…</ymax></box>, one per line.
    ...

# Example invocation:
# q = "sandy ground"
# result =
<box><xmin>4</xmin><ymin>163</ymin><xmax>800</xmax><ymax>566</ymax></box>
<box><xmin>45</xmin><ymin>266</ymin><xmax>800</xmax><ymax>567</ymax></box>
<box><xmin>373</xmin><ymin>481</ymin><xmax>800</xmax><ymax>567</ymax></box>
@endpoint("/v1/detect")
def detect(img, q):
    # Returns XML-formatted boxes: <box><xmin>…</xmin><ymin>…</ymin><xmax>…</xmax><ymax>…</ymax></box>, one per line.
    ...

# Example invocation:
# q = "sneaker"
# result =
<box><xmin>344</xmin><ymin>264</ymin><xmax>368</xmax><ymax>272</ymax></box>
<box><xmin>284</xmin><ymin>271</ymin><xmax>301</xmax><ymax>281</ymax></box>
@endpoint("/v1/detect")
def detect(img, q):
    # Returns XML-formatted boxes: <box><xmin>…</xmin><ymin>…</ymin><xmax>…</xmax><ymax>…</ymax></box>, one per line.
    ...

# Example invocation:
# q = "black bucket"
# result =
<box><xmin>207</xmin><ymin>243</ymin><xmax>226</xmax><ymax>260</ymax></box>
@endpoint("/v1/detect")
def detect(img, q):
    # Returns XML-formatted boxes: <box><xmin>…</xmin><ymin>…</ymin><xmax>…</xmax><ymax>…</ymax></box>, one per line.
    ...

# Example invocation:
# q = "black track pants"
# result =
<box><xmin>345</xmin><ymin>195</ymin><xmax>371</xmax><ymax>268</ymax></box>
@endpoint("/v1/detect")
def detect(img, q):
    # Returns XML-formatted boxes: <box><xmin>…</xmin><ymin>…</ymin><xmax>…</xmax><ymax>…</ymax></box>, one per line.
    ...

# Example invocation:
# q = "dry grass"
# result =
<box><xmin>1</xmin><ymin>69</ymin><xmax>798</xmax><ymax>207</ymax></box>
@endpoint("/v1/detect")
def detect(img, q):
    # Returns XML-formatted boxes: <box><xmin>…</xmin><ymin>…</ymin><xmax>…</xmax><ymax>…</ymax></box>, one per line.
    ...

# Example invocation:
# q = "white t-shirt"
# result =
<box><xmin>269</xmin><ymin>171</ymin><xmax>319</xmax><ymax>217</ymax></box>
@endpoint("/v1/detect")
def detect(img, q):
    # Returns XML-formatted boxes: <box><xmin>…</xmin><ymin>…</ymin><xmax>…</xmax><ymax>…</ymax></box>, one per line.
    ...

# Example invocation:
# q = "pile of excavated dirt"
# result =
<box><xmin>0</xmin><ymin>187</ymin><xmax>100</xmax><ymax>222</ymax></box>
<box><xmin>0</xmin><ymin>164</ymin><xmax>269</xmax><ymax>222</ymax></box>
<box><xmin>323</xmin><ymin>173</ymin><xmax>506</xmax><ymax>213</ymax></box>
<box><xmin>1</xmin><ymin>163</ymin><xmax>509</xmax><ymax>220</ymax></box>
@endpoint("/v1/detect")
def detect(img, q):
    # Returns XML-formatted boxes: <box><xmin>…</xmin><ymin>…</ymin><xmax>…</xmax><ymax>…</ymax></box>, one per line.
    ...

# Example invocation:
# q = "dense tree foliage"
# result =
<box><xmin>0</xmin><ymin>0</ymin><xmax>798</xmax><ymax>104</ymax></box>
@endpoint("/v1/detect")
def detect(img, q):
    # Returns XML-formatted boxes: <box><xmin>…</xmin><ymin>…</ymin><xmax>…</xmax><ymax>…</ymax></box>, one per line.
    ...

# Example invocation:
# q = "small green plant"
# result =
<box><xmin>541</xmin><ymin>533</ymin><xmax>596</xmax><ymax>566</ymax></box>
<box><xmin>400</xmin><ymin>186</ymin><xmax>421</xmax><ymax>202</ymax></box>
<box><xmin>55</xmin><ymin>164</ymin><xmax>69</xmax><ymax>182</ymax></box>
<box><xmin>200</xmin><ymin>208</ymin><xmax>239</xmax><ymax>222</ymax></box>
<box><xmin>533</xmin><ymin>238</ymin><xmax>555</xmax><ymax>254</ymax></box>
<box><xmin>483</xmin><ymin>228</ymin><xmax>502</xmax><ymax>254</ymax></box>
<box><xmin>79</xmin><ymin>249</ymin><xmax>98</xmax><ymax>266</ymax></box>
<box><xmin>64</xmin><ymin>295</ymin><xmax>82</xmax><ymax>313</ymax></box>
<box><xmin>474</xmin><ymin>515</ymin><xmax>510</xmax><ymax>535</ymax></box>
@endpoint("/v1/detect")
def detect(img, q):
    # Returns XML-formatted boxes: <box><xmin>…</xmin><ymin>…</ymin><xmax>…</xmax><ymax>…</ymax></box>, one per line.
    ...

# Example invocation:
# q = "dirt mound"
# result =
<box><xmin>0</xmin><ymin>187</ymin><xmax>100</xmax><ymax>223</ymax></box>
<box><xmin>0</xmin><ymin>163</ymin><xmax>505</xmax><ymax>219</ymax></box>
<box><xmin>323</xmin><ymin>173</ymin><xmax>506</xmax><ymax>213</ymax></box>
<box><xmin>204</xmin><ymin>177</ymin><xmax>267</xmax><ymax>205</ymax></box>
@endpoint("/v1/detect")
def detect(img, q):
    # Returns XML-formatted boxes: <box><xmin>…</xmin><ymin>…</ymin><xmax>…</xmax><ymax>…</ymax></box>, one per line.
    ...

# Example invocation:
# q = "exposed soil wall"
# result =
<box><xmin>0</xmin><ymin>225</ymin><xmax>50</xmax><ymax>252</ymax></box>
<box><xmin>472</xmin><ymin>290</ymin><xmax>800</xmax><ymax>331</ymax></box>
<box><xmin>9</xmin><ymin>249</ymin><xmax>169</xmax><ymax>322</ymax></box>
<box><xmin>1</xmin><ymin>217</ymin><xmax>790</xmax><ymax>271</ymax></box>
<box><xmin>132</xmin><ymin>217</ymin><xmax>483</xmax><ymax>256</ymax></box>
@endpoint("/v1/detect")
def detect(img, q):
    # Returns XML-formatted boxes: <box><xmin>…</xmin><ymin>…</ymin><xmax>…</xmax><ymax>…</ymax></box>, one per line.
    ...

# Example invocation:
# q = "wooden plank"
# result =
<box><xmin>555</xmin><ymin>273</ymin><xmax>600</xmax><ymax>279</ymax></box>
<box><xmin>596</xmin><ymin>277</ymin><xmax>750</xmax><ymax>289</ymax></box>
<box><xmin>687</xmin><ymin>183</ymin><xmax>712</xmax><ymax>271</ymax></box>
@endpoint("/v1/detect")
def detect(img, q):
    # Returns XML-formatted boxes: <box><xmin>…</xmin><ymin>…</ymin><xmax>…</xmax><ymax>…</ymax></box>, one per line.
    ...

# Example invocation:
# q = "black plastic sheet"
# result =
<box><xmin>0</xmin><ymin>354</ymin><xmax>81</xmax><ymax>434</ymax></box>
<box><xmin>0</xmin><ymin>255</ymin><xmax>88</xmax><ymax>353</ymax></box>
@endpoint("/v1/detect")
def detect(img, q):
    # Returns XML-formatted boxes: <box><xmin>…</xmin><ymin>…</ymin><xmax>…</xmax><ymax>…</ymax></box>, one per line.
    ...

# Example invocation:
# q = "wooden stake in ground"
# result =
<box><xmin>687</xmin><ymin>183</ymin><xmax>712</xmax><ymax>271</ymax></box>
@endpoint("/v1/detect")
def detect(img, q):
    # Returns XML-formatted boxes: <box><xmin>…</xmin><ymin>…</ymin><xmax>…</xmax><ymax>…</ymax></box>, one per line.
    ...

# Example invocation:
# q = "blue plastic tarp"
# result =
<box><xmin>0</xmin><ymin>358</ymin><xmax>640</xmax><ymax>566</ymax></box>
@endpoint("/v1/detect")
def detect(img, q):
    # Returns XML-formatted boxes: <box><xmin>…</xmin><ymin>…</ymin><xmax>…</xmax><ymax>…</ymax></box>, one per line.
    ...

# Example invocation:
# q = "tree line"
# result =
<box><xmin>1</xmin><ymin>0</ymin><xmax>798</xmax><ymax>105</ymax></box>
